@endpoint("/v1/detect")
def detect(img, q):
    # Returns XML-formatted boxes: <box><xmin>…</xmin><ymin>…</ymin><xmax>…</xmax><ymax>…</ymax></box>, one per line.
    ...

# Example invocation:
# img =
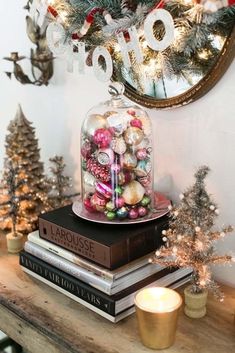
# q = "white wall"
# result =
<box><xmin>0</xmin><ymin>1</ymin><xmax>235</xmax><ymax>286</ymax></box>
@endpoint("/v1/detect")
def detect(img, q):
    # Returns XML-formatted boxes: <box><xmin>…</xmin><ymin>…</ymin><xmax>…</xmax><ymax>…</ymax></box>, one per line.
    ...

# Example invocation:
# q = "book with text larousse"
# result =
<box><xmin>20</xmin><ymin>251</ymin><xmax>192</xmax><ymax>322</ymax></box>
<box><xmin>38</xmin><ymin>205</ymin><xmax>168</xmax><ymax>269</ymax></box>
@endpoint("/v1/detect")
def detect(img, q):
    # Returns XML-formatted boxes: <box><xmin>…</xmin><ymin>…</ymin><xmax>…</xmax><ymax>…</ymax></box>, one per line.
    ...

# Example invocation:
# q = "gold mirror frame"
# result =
<box><xmin>121</xmin><ymin>25</ymin><xmax>235</xmax><ymax>110</ymax></box>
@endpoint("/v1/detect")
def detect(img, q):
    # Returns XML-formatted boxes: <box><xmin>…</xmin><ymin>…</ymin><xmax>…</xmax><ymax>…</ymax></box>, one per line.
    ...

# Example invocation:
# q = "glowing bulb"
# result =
<box><xmin>114</xmin><ymin>43</ymin><xmax>120</xmax><ymax>52</ymax></box>
<box><xmin>198</xmin><ymin>50</ymin><xmax>209</xmax><ymax>60</ymax></box>
<box><xmin>142</xmin><ymin>41</ymin><xmax>148</xmax><ymax>49</ymax></box>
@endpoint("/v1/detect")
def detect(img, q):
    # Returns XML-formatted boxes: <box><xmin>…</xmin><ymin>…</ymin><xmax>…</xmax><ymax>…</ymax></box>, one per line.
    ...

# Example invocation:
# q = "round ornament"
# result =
<box><xmin>83</xmin><ymin>172</ymin><xmax>96</xmax><ymax>194</ymax></box>
<box><xmin>106</xmin><ymin>201</ymin><xmax>115</xmax><ymax>211</ymax></box>
<box><xmin>128</xmin><ymin>208</ymin><xmax>139</xmax><ymax>219</ymax></box>
<box><xmin>136</xmin><ymin>148</ymin><xmax>147</xmax><ymax>161</ymax></box>
<box><xmin>106</xmin><ymin>211</ymin><xmax>116</xmax><ymax>220</ymax></box>
<box><xmin>93</xmin><ymin>128</ymin><xmax>113</xmax><ymax>148</ymax></box>
<box><xmin>83</xmin><ymin>114</ymin><xmax>106</xmax><ymax>138</ymax></box>
<box><xmin>134</xmin><ymin>160</ymin><xmax>152</xmax><ymax>177</ymax></box>
<box><xmin>110</xmin><ymin>137</ymin><xmax>127</xmax><ymax>155</ymax></box>
<box><xmin>130</xmin><ymin>118</ymin><xmax>143</xmax><ymax>129</ymax></box>
<box><xmin>138</xmin><ymin>175</ymin><xmax>151</xmax><ymax>187</ymax></box>
<box><xmin>127</xmin><ymin>109</ymin><xmax>136</xmax><ymax>117</ymax></box>
<box><xmin>116</xmin><ymin>207</ymin><xmax>128</xmax><ymax>219</ymax></box>
<box><xmin>81</xmin><ymin>141</ymin><xmax>92</xmax><ymax>159</ymax></box>
<box><xmin>138</xmin><ymin>206</ymin><xmax>148</xmax><ymax>217</ymax></box>
<box><xmin>84</xmin><ymin>198</ymin><xmax>95</xmax><ymax>213</ymax></box>
<box><xmin>115</xmin><ymin>186</ymin><xmax>123</xmax><ymax>195</ymax></box>
<box><xmin>141</xmin><ymin>195</ymin><xmax>151</xmax><ymax>207</ymax></box>
<box><xmin>122</xmin><ymin>181</ymin><xmax>145</xmax><ymax>205</ymax></box>
<box><xmin>124</xmin><ymin>127</ymin><xmax>144</xmax><ymax>146</ymax></box>
<box><xmin>107</xmin><ymin>113</ymin><xmax>130</xmax><ymax>135</ymax></box>
<box><xmin>97</xmin><ymin>148</ymin><xmax>114</xmax><ymax>166</ymax></box>
<box><xmin>115</xmin><ymin>197</ymin><xmax>125</xmax><ymax>208</ymax></box>
<box><xmin>90</xmin><ymin>193</ymin><xmax>107</xmax><ymax>212</ymax></box>
<box><xmin>118</xmin><ymin>171</ymin><xmax>135</xmax><ymax>185</ymax></box>
<box><xmin>122</xmin><ymin>152</ymin><xmax>138</xmax><ymax>170</ymax></box>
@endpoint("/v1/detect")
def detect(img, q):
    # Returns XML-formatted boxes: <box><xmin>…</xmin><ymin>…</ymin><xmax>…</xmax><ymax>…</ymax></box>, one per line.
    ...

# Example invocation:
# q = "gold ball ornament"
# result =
<box><xmin>122</xmin><ymin>152</ymin><xmax>138</xmax><ymax>170</ymax></box>
<box><xmin>83</xmin><ymin>114</ymin><xmax>106</xmax><ymax>138</ymax></box>
<box><xmin>124</xmin><ymin>127</ymin><xmax>144</xmax><ymax>146</ymax></box>
<box><xmin>122</xmin><ymin>180</ymin><xmax>145</xmax><ymax>205</ymax></box>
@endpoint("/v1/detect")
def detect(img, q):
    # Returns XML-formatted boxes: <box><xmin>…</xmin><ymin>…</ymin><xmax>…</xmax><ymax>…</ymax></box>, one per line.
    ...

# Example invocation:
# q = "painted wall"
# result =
<box><xmin>0</xmin><ymin>2</ymin><xmax>235</xmax><ymax>286</ymax></box>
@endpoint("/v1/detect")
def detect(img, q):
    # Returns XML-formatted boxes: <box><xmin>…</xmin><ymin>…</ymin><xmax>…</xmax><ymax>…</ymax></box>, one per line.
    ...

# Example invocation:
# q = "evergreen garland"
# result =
<box><xmin>46</xmin><ymin>1</ymin><xmax>235</xmax><ymax>91</ymax></box>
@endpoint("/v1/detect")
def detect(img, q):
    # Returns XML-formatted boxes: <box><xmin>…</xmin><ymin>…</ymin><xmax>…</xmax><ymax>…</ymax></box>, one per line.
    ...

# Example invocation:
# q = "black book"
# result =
<box><xmin>38</xmin><ymin>205</ymin><xmax>168</xmax><ymax>269</ymax></box>
<box><xmin>20</xmin><ymin>251</ymin><xmax>191</xmax><ymax>322</ymax></box>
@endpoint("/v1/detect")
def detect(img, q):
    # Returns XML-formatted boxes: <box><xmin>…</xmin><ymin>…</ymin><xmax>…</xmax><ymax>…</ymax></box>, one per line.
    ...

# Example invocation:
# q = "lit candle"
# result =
<box><xmin>134</xmin><ymin>287</ymin><xmax>182</xmax><ymax>349</ymax></box>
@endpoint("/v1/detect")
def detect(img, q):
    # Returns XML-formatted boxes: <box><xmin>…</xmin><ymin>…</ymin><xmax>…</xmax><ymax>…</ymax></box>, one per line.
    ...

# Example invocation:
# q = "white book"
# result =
<box><xmin>28</xmin><ymin>230</ymin><xmax>158</xmax><ymax>280</ymax></box>
<box><xmin>25</xmin><ymin>240</ymin><xmax>163</xmax><ymax>295</ymax></box>
<box><xmin>22</xmin><ymin>264</ymin><xmax>192</xmax><ymax>321</ymax></box>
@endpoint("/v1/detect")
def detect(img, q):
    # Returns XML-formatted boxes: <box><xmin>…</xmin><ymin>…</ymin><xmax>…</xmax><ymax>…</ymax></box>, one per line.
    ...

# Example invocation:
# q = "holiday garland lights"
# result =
<box><xmin>30</xmin><ymin>0</ymin><xmax>235</xmax><ymax>89</ymax></box>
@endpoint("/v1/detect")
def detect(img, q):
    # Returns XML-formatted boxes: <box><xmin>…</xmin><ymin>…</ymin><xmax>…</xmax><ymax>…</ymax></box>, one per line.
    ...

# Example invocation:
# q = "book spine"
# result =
<box><xmin>20</xmin><ymin>251</ymin><xmax>116</xmax><ymax>315</ymax></box>
<box><xmin>24</xmin><ymin>241</ymin><xmax>113</xmax><ymax>294</ymax></box>
<box><xmin>39</xmin><ymin>218</ymin><xmax>167</xmax><ymax>270</ymax></box>
<box><xmin>39</xmin><ymin>219</ymin><xmax>112</xmax><ymax>268</ymax></box>
<box><xmin>28</xmin><ymin>231</ymin><xmax>114</xmax><ymax>281</ymax></box>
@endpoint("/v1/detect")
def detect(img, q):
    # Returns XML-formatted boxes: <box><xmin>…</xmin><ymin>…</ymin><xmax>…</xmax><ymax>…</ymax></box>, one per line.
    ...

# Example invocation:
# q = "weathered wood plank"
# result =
<box><xmin>0</xmin><ymin>233</ymin><xmax>235</xmax><ymax>353</ymax></box>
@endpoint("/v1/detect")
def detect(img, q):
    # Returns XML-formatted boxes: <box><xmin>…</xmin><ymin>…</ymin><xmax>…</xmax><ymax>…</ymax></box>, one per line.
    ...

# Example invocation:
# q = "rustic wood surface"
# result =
<box><xmin>0</xmin><ymin>233</ymin><xmax>235</xmax><ymax>353</ymax></box>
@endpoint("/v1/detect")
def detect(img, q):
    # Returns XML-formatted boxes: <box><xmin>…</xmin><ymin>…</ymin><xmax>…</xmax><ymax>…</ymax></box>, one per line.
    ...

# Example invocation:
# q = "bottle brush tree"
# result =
<box><xmin>151</xmin><ymin>166</ymin><xmax>234</xmax><ymax>301</ymax></box>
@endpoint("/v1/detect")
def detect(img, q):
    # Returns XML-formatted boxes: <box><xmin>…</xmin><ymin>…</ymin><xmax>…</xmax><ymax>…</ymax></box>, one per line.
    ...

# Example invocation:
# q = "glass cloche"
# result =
<box><xmin>79</xmin><ymin>83</ymin><xmax>154</xmax><ymax>223</ymax></box>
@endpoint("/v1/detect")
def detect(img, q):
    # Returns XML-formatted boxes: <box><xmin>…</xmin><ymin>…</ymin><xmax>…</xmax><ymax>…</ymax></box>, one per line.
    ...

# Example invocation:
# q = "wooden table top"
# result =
<box><xmin>0</xmin><ymin>233</ymin><xmax>235</xmax><ymax>353</ymax></box>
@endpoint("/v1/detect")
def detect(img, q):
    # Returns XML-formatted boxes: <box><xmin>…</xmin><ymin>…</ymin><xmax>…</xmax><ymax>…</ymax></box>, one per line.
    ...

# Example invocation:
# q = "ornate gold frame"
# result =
<box><xmin>122</xmin><ymin>25</ymin><xmax>235</xmax><ymax>109</ymax></box>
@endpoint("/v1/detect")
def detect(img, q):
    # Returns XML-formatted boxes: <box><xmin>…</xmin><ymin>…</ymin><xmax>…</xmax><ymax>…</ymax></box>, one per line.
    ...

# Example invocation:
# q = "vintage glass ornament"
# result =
<box><xmin>81</xmin><ymin>83</ymin><xmax>154</xmax><ymax>222</ymax></box>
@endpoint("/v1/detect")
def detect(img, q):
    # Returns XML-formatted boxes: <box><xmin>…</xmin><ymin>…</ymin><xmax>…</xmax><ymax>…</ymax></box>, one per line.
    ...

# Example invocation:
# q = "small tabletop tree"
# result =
<box><xmin>151</xmin><ymin>166</ymin><xmax>233</xmax><ymax>302</ymax></box>
<box><xmin>47</xmin><ymin>156</ymin><xmax>76</xmax><ymax>209</ymax></box>
<box><xmin>0</xmin><ymin>161</ymin><xmax>32</xmax><ymax>252</ymax></box>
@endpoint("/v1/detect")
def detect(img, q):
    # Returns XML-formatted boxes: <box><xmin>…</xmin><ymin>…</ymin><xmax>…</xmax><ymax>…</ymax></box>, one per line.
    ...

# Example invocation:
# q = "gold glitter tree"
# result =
<box><xmin>151</xmin><ymin>166</ymin><xmax>234</xmax><ymax>301</ymax></box>
<box><xmin>0</xmin><ymin>105</ymin><xmax>50</xmax><ymax>233</ymax></box>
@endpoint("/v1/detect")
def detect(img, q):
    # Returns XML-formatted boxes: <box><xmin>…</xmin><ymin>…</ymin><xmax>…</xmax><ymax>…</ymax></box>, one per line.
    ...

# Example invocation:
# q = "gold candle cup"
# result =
<box><xmin>134</xmin><ymin>287</ymin><xmax>182</xmax><ymax>350</ymax></box>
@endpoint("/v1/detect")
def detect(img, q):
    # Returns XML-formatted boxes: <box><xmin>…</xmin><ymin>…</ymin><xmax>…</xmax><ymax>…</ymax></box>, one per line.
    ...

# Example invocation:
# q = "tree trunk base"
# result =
<box><xmin>184</xmin><ymin>286</ymin><xmax>208</xmax><ymax>319</ymax></box>
<box><xmin>6</xmin><ymin>232</ymin><xmax>24</xmax><ymax>254</ymax></box>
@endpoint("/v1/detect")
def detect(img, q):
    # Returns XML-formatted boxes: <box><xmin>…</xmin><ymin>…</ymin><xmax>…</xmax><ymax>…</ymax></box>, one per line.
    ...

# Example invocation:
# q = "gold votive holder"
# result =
<box><xmin>134</xmin><ymin>287</ymin><xmax>182</xmax><ymax>350</ymax></box>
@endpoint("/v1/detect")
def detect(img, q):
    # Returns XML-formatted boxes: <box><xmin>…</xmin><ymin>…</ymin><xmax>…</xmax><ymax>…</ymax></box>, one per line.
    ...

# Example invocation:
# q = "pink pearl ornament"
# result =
<box><xmin>136</xmin><ymin>148</ymin><xmax>147</xmax><ymax>160</ymax></box>
<box><xmin>128</xmin><ymin>208</ymin><xmax>139</xmax><ymax>219</ymax></box>
<box><xmin>84</xmin><ymin>198</ymin><xmax>96</xmax><ymax>213</ymax></box>
<box><xmin>138</xmin><ymin>206</ymin><xmax>148</xmax><ymax>217</ymax></box>
<box><xmin>130</xmin><ymin>118</ymin><xmax>143</xmax><ymax>129</ymax></box>
<box><xmin>93</xmin><ymin>128</ymin><xmax>112</xmax><ymax>148</ymax></box>
<box><xmin>115</xmin><ymin>197</ymin><xmax>125</xmax><ymax>208</ymax></box>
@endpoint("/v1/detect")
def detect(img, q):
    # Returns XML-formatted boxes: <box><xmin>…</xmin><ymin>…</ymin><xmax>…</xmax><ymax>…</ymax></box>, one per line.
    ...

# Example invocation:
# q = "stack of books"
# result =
<box><xmin>20</xmin><ymin>205</ymin><xmax>192</xmax><ymax>322</ymax></box>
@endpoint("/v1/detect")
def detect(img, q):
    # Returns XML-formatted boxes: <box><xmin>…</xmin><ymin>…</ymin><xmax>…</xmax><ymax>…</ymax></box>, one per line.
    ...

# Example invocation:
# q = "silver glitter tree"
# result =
<box><xmin>151</xmin><ymin>166</ymin><xmax>234</xmax><ymax>301</ymax></box>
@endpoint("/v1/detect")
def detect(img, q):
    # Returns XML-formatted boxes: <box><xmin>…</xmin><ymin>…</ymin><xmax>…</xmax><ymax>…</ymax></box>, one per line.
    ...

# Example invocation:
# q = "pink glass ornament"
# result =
<box><xmin>127</xmin><ymin>109</ymin><xmax>136</xmax><ymax>116</ymax></box>
<box><xmin>93</xmin><ymin>128</ymin><xmax>112</xmax><ymax>148</ymax></box>
<box><xmin>136</xmin><ymin>148</ymin><xmax>147</xmax><ymax>160</ymax></box>
<box><xmin>115</xmin><ymin>197</ymin><xmax>125</xmax><ymax>208</ymax></box>
<box><xmin>138</xmin><ymin>206</ymin><xmax>148</xmax><ymax>217</ymax></box>
<box><xmin>129</xmin><ymin>208</ymin><xmax>139</xmax><ymax>219</ymax></box>
<box><xmin>130</xmin><ymin>118</ymin><xmax>143</xmax><ymax>129</ymax></box>
<box><xmin>95</xmin><ymin>181</ymin><xmax>113</xmax><ymax>199</ymax></box>
<box><xmin>81</xmin><ymin>141</ymin><xmax>92</xmax><ymax>159</ymax></box>
<box><xmin>84</xmin><ymin>198</ymin><xmax>95</xmax><ymax>213</ymax></box>
<box><xmin>90</xmin><ymin>192</ymin><xmax>107</xmax><ymax>212</ymax></box>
